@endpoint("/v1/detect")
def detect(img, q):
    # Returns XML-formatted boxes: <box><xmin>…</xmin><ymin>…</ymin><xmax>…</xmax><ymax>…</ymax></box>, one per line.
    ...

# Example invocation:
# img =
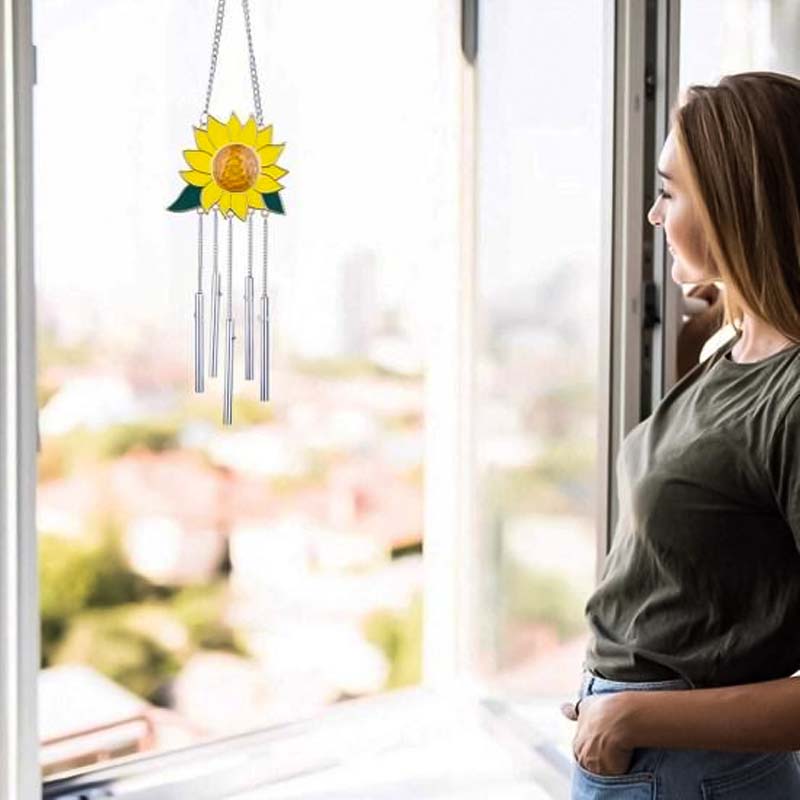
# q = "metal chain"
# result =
<box><xmin>212</xmin><ymin>210</ymin><xmax>219</xmax><ymax>275</ymax></box>
<box><xmin>241</xmin><ymin>0</ymin><xmax>264</xmax><ymax>126</ymax></box>
<box><xmin>201</xmin><ymin>0</ymin><xmax>227</xmax><ymax>125</ymax></box>
<box><xmin>197</xmin><ymin>212</ymin><xmax>205</xmax><ymax>291</ymax></box>
<box><xmin>227</xmin><ymin>214</ymin><xmax>234</xmax><ymax>317</ymax></box>
<box><xmin>247</xmin><ymin>212</ymin><xmax>253</xmax><ymax>276</ymax></box>
<box><xmin>201</xmin><ymin>0</ymin><xmax>264</xmax><ymax>127</ymax></box>
<box><xmin>262</xmin><ymin>213</ymin><xmax>269</xmax><ymax>289</ymax></box>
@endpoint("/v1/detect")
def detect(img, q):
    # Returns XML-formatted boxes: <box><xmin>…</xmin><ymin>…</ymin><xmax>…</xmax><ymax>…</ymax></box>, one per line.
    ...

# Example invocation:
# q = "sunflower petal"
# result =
<box><xmin>181</xmin><ymin>170</ymin><xmax>212</xmax><ymax>187</ymax></box>
<box><xmin>247</xmin><ymin>189</ymin><xmax>266</xmax><ymax>209</ymax></box>
<box><xmin>257</xmin><ymin>143</ymin><xmax>285</xmax><ymax>166</ymax></box>
<box><xmin>184</xmin><ymin>150</ymin><xmax>212</xmax><ymax>173</ymax></box>
<box><xmin>263</xmin><ymin>164</ymin><xmax>288</xmax><ymax>181</ymax></box>
<box><xmin>256</xmin><ymin>127</ymin><xmax>274</xmax><ymax>151</ymax></box>
<box><xmin>201</xmin><ymin>182</ymin><xmax>224</xmax><ymax>210</ymax></box>
<box><xmin>241</xmin><ymin>116</ymin><xmax>257</xmax><ymax>146</ymax></box>
<box><xmin>193</xmin><ymin>127</ymin><xmax>216</xmax><ymax>155</ymax></box>
<box><xmin>219</xmin><ymin>192</ymin><xmax>232</xmax><ymax>215</ymax></box>
<box><xmin>228</xmin><ymin>112</ymin><xmax>243</xmax><ymax>143</ymax></box>
<box><xmin>207</xmin><ymin>115</ymin><xmax>229</xmax><ymax>149</ymax></box>
<box><xmin>231</xmin><ymin>192</ymin><xmax>248</xmax><ymax>220</ymax></box>
<box><xmin>255</xmin><ymin>174</ymin><xmax>282</xmax><ymax>193</ymax></box>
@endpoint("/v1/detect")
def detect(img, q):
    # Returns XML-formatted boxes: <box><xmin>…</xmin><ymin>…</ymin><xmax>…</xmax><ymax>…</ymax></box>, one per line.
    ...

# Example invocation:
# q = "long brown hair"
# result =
<box><xmin>671</xmin><ymin>71</ymin><xmax>800</xmax><ymax>344</ymax></box>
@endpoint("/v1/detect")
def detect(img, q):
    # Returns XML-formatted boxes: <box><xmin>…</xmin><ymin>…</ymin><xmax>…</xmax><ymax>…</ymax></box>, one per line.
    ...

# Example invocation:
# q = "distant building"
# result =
<box><xmin>39</xmin><ymin>375</ymin><xmax>143</xmax><ymax>436</ymax></box>
<box><xmin>40</xmin><ymin>664</ymin><xmax>202</xmax><ymax>777</ymax></box>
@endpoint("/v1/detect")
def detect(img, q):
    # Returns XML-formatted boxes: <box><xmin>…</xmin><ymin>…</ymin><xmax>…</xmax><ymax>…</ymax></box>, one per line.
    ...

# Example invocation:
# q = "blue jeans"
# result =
<box><xmin>570</xmin><ymin>670</ymin><xmax>800</xmax><ymax>799</ymax></box>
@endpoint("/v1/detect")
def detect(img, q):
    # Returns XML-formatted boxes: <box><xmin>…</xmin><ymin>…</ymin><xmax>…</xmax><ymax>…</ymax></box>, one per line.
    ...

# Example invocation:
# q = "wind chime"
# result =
<box><xmin>167</xmin><ymin>0</ymin><xmax>287</xmax><ymax>425</ymax></box>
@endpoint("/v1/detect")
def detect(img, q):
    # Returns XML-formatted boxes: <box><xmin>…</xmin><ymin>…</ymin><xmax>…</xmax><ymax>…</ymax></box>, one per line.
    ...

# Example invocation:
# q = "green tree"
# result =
<box><xmin>504</xmin><ymin>561</ymin><xmax>586</xmax><ymax>639</ymax></box>
<box><xmin>52</xmin><ymin>606</ymin><xmax>183</xmax><ymax>703</ymax></box>
<box><xmin>362</xmin><ymin>592</ymin><xmax>423</xmax><ymax>689</ymax></box>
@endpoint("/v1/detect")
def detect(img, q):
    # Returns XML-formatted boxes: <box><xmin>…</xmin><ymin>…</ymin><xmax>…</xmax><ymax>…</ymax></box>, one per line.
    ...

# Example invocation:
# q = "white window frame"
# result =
<box><xmin>1</xmin><ymin>0</ymin><xmax>39</xmax><ymax>797</ymax></box>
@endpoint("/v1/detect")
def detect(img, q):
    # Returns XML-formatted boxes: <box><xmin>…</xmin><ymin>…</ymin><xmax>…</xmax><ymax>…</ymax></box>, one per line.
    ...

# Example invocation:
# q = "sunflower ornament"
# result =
<box><xmin>168</xmin><ymin>0</ymin><xmax>287</xmax><ymax>425</ymax></box>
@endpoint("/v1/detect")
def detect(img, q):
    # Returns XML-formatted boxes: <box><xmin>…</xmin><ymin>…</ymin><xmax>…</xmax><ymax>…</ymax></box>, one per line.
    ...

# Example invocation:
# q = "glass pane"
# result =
<box><xmin>34</xmin><ymin>0</ymin><xmax>450</xmax><ymax>779</ymax></box>
<box><xmin>474</xmin><ymin>0</ymin><xmax>607</xmax><ymax>744</ymax></box>
<box><xmin>681</xmin><ymin>0</ymin><xmax>800</xmax><ymax>83</ymax></box>
<box><xmin>679</xmin><ymin>1</ymin><xmax>800</xmax><ymax>359</ymax></box>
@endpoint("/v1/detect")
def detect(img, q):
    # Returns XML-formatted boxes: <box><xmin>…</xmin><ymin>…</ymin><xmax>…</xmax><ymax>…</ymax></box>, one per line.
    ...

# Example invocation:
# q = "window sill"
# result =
<box><xmin>43</xmin><ymin>681</ymin><xmax>574</xmax><ymax>800</ymax></box>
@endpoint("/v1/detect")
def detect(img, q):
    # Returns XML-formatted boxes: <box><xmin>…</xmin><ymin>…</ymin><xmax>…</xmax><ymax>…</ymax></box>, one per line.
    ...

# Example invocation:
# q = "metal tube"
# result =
<box><xmin>259</xmin><ymin>294</ymin><xmax>270</xmax><ymax>401</ymax></box>
<box><xmin>209</xmin><ymin>271</ymin><xmax>221</xmax><ymax>376</ymax></box>
<box><xmin>244</xmin><ymin>274</ymin><xmax>254</xmax><ymax>380</ymax></box>
<box><xmin>223</xmin><ymin>317</ymin><xmax>235</xmax><ymax>424</ymax></box>
<box><xmin>194</xmin><ymin>291</ymin><xmax>205</xmax><ymax>393</ymax></box>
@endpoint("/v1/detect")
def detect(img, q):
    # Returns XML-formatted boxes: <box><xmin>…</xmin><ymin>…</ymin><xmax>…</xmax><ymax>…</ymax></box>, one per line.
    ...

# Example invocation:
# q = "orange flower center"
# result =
<box><xmin>212</xmin><ymin>144</ymin><xmax>260</xmax><ymax>193</ymax></box>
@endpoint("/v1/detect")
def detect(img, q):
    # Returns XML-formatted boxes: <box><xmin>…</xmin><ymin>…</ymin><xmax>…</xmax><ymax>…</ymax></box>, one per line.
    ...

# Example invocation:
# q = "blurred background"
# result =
<box><xmin>33</xmin><ymin>0</ymin><xmax>800</xmax><ymax>781</ymax></box>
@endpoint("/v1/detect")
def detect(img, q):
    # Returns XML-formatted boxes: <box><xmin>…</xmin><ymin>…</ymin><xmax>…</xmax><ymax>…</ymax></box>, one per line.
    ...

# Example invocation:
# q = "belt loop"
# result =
<box><xmin>575</xmin><ymin>673</ymin><xmax>593</xmax><ymax>716</ymax></box>
<box><xmin>579</xmin><ymin>670</ymin><xmax>593</xmax><ymax>700</ymax></box>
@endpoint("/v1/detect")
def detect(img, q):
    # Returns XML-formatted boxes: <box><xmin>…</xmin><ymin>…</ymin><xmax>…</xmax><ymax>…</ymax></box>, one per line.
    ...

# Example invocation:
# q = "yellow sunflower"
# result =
<box><xmin>180</xmin><ymin>112</ymin><xmax>288</xmax><ymax>220</ymax></box>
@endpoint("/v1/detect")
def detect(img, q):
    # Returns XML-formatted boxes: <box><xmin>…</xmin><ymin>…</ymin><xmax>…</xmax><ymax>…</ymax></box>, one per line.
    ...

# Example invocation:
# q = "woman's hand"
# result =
<box><xmin>677</xmin><ymin>282</ymin><xmax>725</xmax><ymax>380</ymax></box>
<box><xmin>560</xmin><ymin>693</ymin><xmax>636</xmax><ymax>776</ymax></box>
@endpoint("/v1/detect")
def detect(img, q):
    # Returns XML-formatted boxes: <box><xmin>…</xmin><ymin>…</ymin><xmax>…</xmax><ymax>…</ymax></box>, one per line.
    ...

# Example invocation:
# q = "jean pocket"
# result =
<box><xmin>700</xmin><ymin>751</ymin><xmax>800</xmax><ymax>799</ymax></box>
<box><xmin>571</xmin><ymin>760</ymin><xmax>656</xmax><ymax>800</ymax></box>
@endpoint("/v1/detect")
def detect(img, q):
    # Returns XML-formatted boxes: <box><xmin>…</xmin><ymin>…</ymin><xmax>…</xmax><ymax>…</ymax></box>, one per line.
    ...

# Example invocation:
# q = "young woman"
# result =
<box><xmin>562</xmin><ymin>71</ymin><xmax>800</xmax><ymax>799</ymax></box>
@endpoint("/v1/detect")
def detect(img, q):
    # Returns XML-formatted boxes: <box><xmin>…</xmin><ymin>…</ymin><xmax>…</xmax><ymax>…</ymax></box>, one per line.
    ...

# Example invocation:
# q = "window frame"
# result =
<box><xmin>598</xmin><ymin>0</ymin><xmax>682</xmax><ymax>574</ymax></box>
<box><xmin>1</xmin><ymin>0</ymin><xmax>39</xmax><ymax>797</ymax></box>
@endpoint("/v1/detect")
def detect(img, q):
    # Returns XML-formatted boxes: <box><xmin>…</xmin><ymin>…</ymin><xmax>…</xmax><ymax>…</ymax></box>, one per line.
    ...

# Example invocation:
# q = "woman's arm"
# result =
<box><xmin>616</xmin><ymin>675</ymin><xmax>800</xmax><ymax>751</ymax></box>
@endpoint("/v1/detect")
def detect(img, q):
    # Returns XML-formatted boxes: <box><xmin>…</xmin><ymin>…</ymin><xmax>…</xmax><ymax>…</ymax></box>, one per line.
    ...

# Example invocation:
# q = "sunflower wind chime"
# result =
<box><xmin>168</xmin><ymin>0</ymin><xmax>287</xmax><ymax>425</ymax></box>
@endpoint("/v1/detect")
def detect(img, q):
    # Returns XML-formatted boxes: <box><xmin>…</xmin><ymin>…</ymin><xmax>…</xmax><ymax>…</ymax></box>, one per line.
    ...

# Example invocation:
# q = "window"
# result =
<box><xmin>473</xmin><ymin>2</ymin><xmax>605</xmax><ymax>754</ymax></box>
<box><xmin>679</xmin><ymin>2</ymin><xmax>800</xmax><ymax>364</ymax></box>
<box><xmin>681</xmin><ymin>0</ymin><xmax>800</xmax><ymax>85</ymax></box>
<box><xmin>32</xmin><ymin>0</ymin><xmax>461</xmax><ymax>782</ymax></box>
<box><xmin>0</xmin><ymin>2</ymin><xmax>683</xmax><ymax>797</ymax></box>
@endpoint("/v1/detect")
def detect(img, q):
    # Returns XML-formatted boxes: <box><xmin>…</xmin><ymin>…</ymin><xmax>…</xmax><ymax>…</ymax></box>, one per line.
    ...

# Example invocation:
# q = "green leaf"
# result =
<box><xmin>167</xmin><ymin>185</ymin><xmax>202</xmax><ymax>212</ymax></box>
<box><xmin>262</xmin><ymin>192</ymin><xmax>285</xmax><ymax>215</ymax></box>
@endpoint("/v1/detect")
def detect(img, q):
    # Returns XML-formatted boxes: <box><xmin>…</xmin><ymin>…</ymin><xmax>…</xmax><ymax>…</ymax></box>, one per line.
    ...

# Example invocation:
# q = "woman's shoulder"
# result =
<box><xmin>699</xmin><ymin>326</ymin><xmax>738</xmax><ymax>364</ymax></box>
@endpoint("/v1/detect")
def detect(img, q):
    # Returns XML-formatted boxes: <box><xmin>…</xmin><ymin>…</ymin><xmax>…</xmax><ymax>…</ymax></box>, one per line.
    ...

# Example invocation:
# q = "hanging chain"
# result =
<box><xmin>212</xmin><ymin>210</ymin><xmax>219</xmax><ymax>274</ymax></box>
<box><xmin>241</xmin><ymin>0</ymin><xmax>264</xmax><ymax>126</ymax></box>
<box><xmin>247</xmin><ymin>212</ymin><xmax>254</xmax><ymax>276</ymax></box>
<box><xmin>201</xmin><ymin>0</ymin><xmax>264</xmax><ymax>127</ymax></box>
<box><xmin>227</xmin><ymin>214</ymin><xmax>234</xmax><ymax>318</ymax></box>
<box><xmin>262</xmin><ymin>213</ymin><xmax>269</xmax><ymax>289</ymax></box>
<box><xmin>201</xmin><ymin>0</ymin><xmax>227</xmax><ymax>126</ymax></box>
<box><xmin>197</xmin><ymin>212</ymin><xmax>205</xmax><ymax>291</ymax></box>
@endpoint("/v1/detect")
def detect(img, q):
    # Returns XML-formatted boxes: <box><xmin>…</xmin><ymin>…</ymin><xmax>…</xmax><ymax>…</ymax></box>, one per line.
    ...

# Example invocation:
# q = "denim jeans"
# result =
<box><xmin>570</xmin><ymin>670</ymin><xmax>800</xmax><ymax>799</ymax></box>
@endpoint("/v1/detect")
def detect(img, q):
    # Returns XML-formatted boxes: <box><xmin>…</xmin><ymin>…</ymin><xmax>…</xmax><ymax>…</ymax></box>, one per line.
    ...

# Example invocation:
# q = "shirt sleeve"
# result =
<box><xmin>766</xmin><ymin>394</ymin><xmax>800</xmax><ymax>548</ymax></box>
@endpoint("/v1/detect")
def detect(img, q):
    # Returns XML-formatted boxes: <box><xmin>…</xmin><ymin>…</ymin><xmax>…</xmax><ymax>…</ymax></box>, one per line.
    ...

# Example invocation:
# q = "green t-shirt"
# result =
<box><xmin>584</xmin><ymin>328</ymin><xmax>800</xmax><ymax>688</ymax></box>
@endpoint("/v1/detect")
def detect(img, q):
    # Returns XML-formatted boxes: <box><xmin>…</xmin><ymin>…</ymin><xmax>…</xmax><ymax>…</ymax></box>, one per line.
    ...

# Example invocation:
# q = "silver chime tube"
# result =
<box><xmin>209</xmin><ymin>211</ymin><xmax>222</xmax><ymax>377</ymax></box>
<box><xmin>245</xmin><ymin>276</ymin><xmax>255</xmax><ymax>379</ymax></box>
<box><xmin>224</xmin><ymin>317</ymin><xmax>235</xmax><ymax>424</ymax></box>
<box><xmin>260</xmin><ymin>294</ymin><xmax>270</xmax><ymax>401</ymax></box>
<box><xmin>259</xmin><ymin>212</ymin><xmax>270</xmax><ymax>401</ymax></box>
<box><xmin>194</xmin><ymin>292</ymin><xmax>205</xmax><ymax>393</ymax></box>
<box><xmin>244</xmin><ymin>213</ymin><xmax>255</xmax><ymax>380</ymax></box>
<box><xmin>223</xmin><ymin>213</ymin><xmax>235</xmax><ymax>425</ymax></box>
<box><xmin>210</xmin><ymin>271</ymin><xmax>222</xmax><ymax>376</ymax></box>
<box><xmin>194</xmin><ymin>212</ymin><xmax>205</xmax><ymax>393</ymax></box>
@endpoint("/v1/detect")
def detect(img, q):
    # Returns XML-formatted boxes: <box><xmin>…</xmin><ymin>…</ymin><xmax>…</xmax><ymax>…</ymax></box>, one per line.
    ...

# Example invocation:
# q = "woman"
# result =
<box><xmin>562</xmin><ymin>71</ymin><xmax>800</xmax><ymax>799</ymax></box>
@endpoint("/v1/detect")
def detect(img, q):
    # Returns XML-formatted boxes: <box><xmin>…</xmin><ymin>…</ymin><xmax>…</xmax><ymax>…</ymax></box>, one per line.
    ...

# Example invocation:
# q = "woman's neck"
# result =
<box><xmin>730</xmin><ymin>314</ymin><xmax>796</xmax><ymax>363</ymax></box>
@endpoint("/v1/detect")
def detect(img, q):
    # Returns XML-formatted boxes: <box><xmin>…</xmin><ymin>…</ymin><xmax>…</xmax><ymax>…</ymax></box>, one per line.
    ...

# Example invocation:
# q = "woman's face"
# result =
<box><xmin>647</xmin><ymin>129</ymin><xmax>719</xmax><ymax>285</ymax></box>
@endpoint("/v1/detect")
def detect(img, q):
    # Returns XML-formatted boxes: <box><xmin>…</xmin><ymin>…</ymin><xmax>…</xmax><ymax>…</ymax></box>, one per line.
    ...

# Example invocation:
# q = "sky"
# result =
<box><xmin>33</xmin><ymin>0</ymin><xmax>447</xmax><ymax>358</ymax></box>
<box><xmin>31</xmin><ymin>0</ymin><xmax>795</xmax><ymax>360</ymax></box>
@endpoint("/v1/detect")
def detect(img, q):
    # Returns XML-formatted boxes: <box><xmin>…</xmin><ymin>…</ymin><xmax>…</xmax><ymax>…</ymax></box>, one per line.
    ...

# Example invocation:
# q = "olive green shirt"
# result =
<box><xmin>584</xmin><ymin>328</ymin><xmax>800</xmax><ymax>688</ymax></box>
